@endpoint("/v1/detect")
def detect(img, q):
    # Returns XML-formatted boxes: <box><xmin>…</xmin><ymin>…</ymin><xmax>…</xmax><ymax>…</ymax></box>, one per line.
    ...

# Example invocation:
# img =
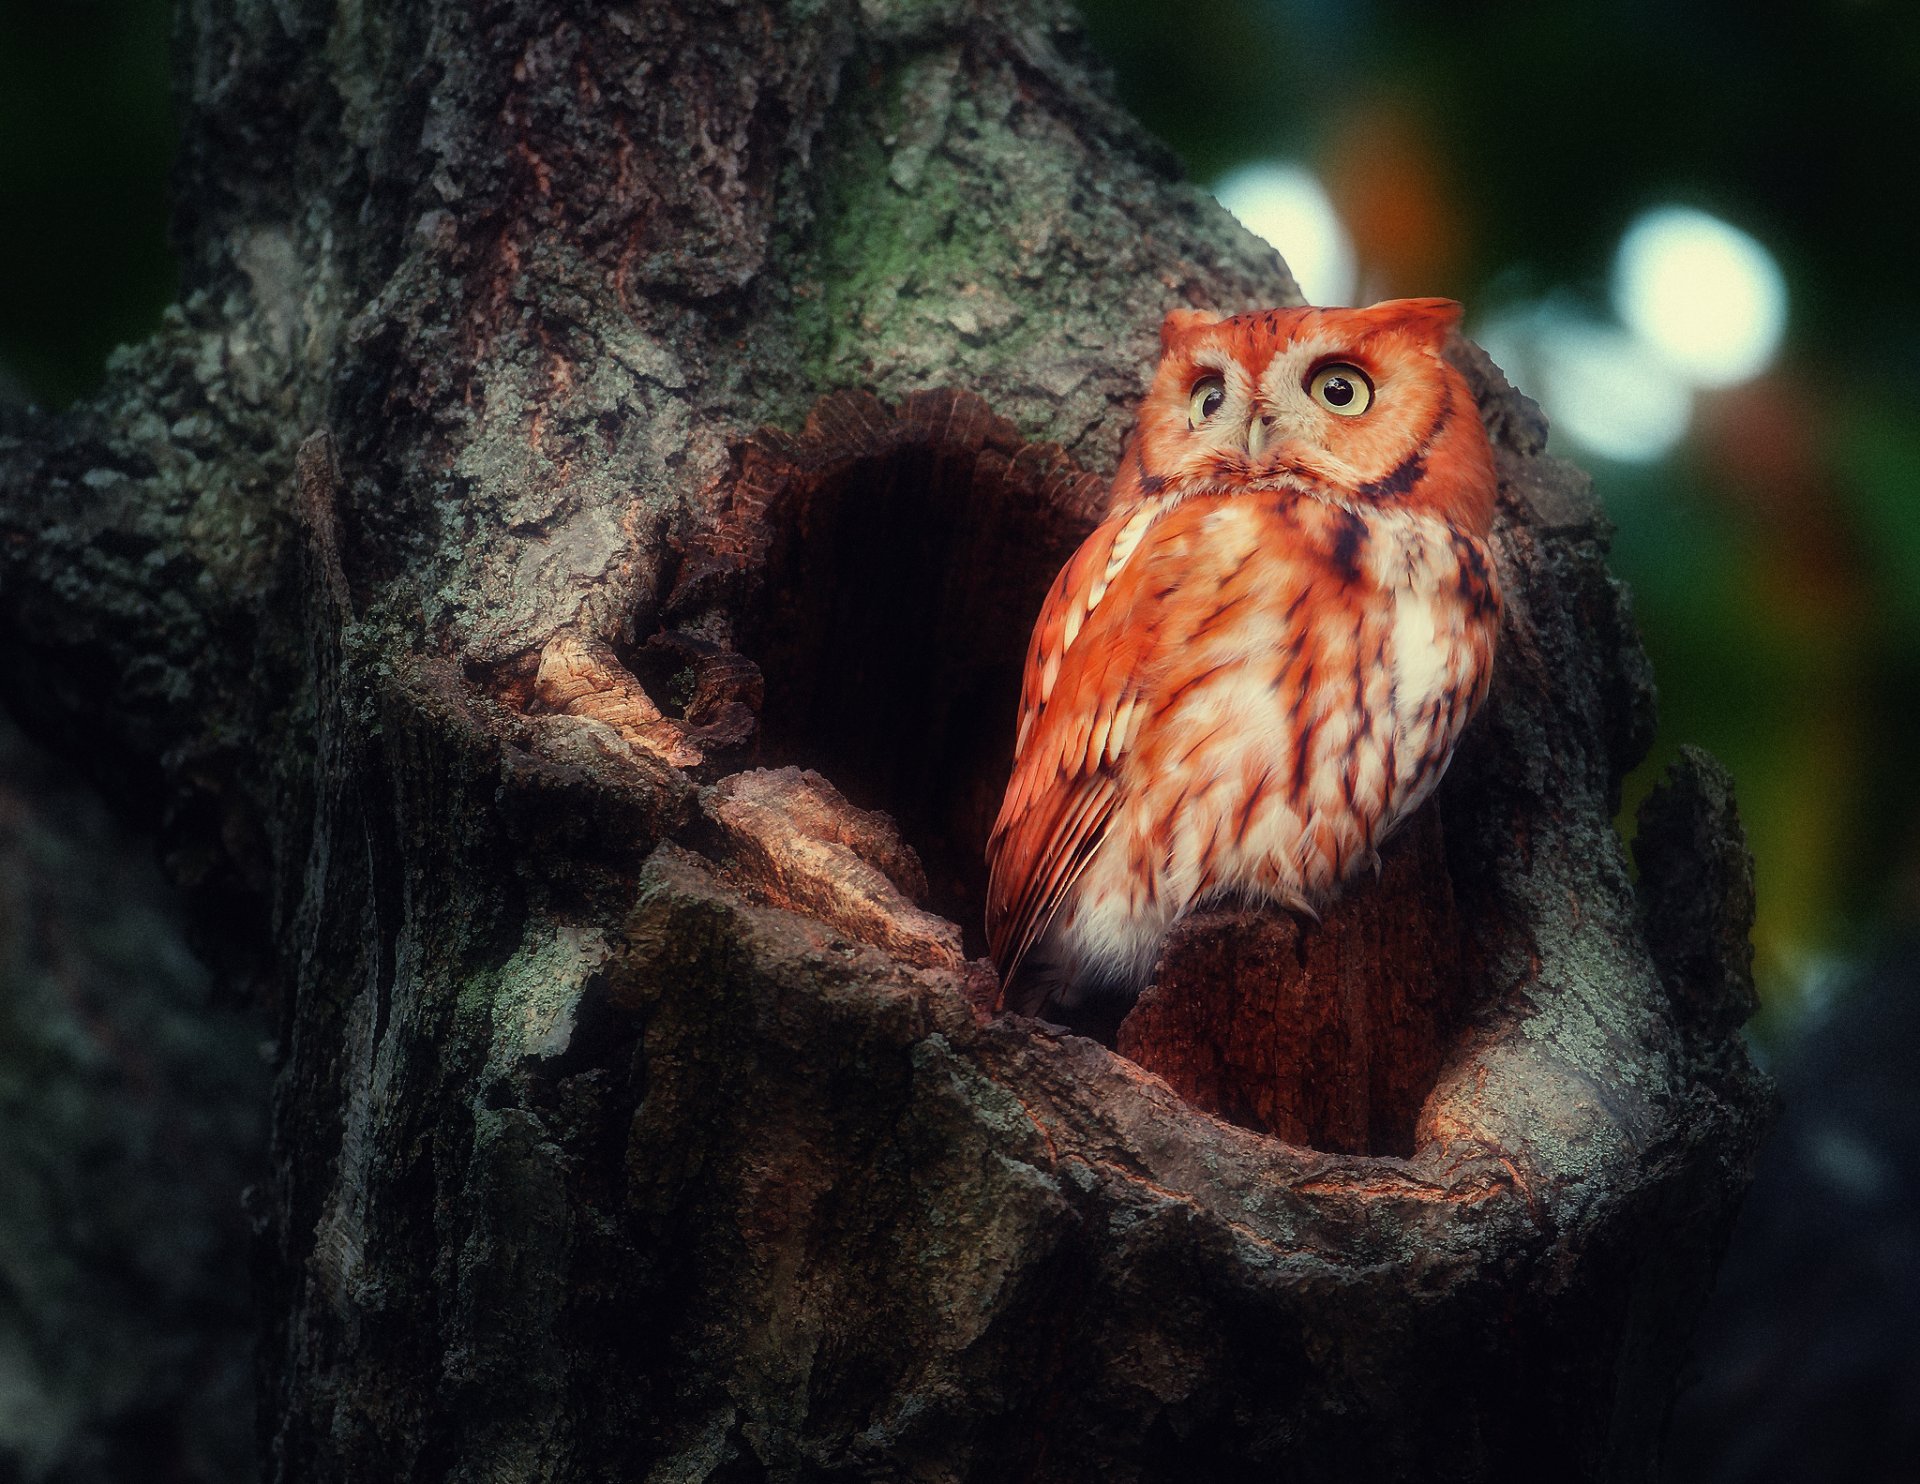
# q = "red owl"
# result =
<box><xmin>985</xmin><ymin>299</ymin><xmax>1501</xmax><ymax>1019</ymax></box>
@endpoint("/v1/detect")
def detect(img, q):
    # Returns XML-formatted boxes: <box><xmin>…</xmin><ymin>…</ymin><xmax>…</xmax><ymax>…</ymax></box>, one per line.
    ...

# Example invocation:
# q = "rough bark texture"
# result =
<box><xmin>0</xmin><ymin>0</ymin><xmax>1771</xmax><ymax>1480</ymax></box>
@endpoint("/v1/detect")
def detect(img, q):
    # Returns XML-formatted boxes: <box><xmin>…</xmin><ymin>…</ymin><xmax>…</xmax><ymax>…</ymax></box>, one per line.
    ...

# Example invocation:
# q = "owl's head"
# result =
<box><xmin>1130</xmin><ymin>298</ymin><xmax>1496</xmax><ymax>534</ymax></box>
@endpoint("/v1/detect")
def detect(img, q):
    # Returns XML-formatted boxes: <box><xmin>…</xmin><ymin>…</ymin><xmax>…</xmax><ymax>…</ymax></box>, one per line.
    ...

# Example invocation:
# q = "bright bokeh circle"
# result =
<box><xmin>1612</xmin><ymin>205</ymin><xmax>1787</xmax><ymax>389</ymax></box>
<box><xmin>1479</xmin><ymin>305</ymin><xmax>1694</xmax><ymax>464</ymax></box>
<box><xmin>1212</xmin><ymin>162</ymin><xmax>1358</xmax><ymax>307</ymax></box>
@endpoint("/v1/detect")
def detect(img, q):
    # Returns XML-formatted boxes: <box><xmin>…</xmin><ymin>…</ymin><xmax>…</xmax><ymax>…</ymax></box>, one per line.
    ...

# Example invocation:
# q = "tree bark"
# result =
<box><xmin>0</xmin><ymin>1</ymin><xmax>1770</xmax><ymax>1479</ymax></box>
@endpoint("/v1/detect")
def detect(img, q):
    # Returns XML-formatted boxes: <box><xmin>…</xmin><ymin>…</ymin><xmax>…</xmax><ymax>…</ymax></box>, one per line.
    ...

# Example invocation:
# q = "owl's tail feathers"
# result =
<box><xmin>996</xmin><ymin>967</ymin><xmax>1055</xmax><ymax>1019</ymax></box>
<box><xmin>998</xmin><ymin>944</ymin><xmax>1148</xmax><ymax>1044</ymax></box>
<box><xmin>984</xmin><ymin>778</ymin><xmax>1121</xmax><ymax>1003</ymax></box>
<box><xmin>996</xmin><ymin>944</ymin><xmax>1073</xmax><ymax>1018</ymax></box>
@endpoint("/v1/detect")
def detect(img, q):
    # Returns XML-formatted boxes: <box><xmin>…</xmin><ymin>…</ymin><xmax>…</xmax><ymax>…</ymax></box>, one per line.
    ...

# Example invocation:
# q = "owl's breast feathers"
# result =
<box><xmin>985</xmin><ymin>487</ymin><xmax>1500</xmax><ymax>1009</ymax></box>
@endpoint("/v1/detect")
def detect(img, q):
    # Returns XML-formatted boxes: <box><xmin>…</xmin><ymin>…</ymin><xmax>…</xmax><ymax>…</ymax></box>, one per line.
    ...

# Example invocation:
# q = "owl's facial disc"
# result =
<box><xmin>1136</xmin><ymin>301</ymin><xmax>1492</xmax><ymax>525</ymax></box>
<box><xmin>1243</xmin><ymin>359</ymin><xmax>1376</xmax><ymax>461</ymax></box>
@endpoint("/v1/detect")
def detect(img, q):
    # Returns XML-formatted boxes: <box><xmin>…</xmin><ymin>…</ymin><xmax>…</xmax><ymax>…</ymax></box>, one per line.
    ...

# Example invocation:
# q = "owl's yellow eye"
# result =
<box><xmin>1187</xmin><ymin>375</ymin><xmax>1226</xmax><ymax>427</ymax></box>
<box><xmin>1308</xmin><ymin>364</ymin><xmax>1374</xmax><ymax>417</ymax></box>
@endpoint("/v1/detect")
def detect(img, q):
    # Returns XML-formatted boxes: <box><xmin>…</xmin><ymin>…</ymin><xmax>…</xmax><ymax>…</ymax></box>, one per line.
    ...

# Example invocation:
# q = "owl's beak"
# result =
<box><xmin>1246</xmin><ymin>413</ymin><xmax>1276</xmax><ymax>460</ymax></box>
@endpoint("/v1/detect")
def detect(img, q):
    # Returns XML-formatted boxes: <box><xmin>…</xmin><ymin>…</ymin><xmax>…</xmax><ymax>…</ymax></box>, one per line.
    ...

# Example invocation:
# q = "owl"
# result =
<box><xmin>985</xmin><ymin>298</ymin><xmax>1501</xmax><ymax>1020</ymax></box>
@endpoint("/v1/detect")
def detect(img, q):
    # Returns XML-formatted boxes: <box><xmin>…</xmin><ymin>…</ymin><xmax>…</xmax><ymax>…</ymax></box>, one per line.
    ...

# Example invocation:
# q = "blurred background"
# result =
<box><xmin>2</xmin><ymin>0</ymin><xmax>1917</xmax><ymax>1479</ymax></box>
<box><xmin>0</xmin><ymin>0</ymin><xmax>175</xmax><ymax>407</ymax></box>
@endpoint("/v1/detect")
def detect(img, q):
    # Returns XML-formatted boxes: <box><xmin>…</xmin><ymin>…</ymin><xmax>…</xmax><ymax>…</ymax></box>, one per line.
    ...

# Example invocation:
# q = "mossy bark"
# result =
<box><xmin>0</xmin><ymin>0</ymin><xmax>1768</xmax><ymax>1479</ymax></box>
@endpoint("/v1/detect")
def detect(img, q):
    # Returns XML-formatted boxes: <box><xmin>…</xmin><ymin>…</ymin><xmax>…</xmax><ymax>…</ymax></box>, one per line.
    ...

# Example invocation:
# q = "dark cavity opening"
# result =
<box><xmin>654</xmin><ymin>387</ymin><xmax>1473</xmax><ymax>1158</ymax></box>
<box><xmin>666</xmin><ymin>389</ymin><xmax>1104</xmax><ymax>954</ymax></box>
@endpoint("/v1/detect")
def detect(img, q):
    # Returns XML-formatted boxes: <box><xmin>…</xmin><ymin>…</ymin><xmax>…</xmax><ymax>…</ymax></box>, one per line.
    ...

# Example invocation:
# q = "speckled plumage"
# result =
<box><xmin>986</xmin><ymin>299</ymin><xmax>1501</xmax><ymax>1016</ymax></box>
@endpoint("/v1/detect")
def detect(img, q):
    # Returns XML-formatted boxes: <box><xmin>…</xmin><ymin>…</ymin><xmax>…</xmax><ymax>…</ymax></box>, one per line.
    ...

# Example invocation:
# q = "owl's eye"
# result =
<box><xmin>1308</xmin><ymin>364</ymin><xmax>1374</xmax><ymax>417</ymax></box>
<box><xmin>1187</xmin><ymin>375</ymin><xmax>1226</xmax><ymax>427</ymax></box>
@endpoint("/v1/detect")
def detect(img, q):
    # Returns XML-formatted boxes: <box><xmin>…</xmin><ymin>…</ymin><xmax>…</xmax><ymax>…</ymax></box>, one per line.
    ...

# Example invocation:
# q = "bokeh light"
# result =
<box><xmin>1613</xmin><ymin>206</ymin><xmax>1788</xmax><ymax>389</ymax></box>
<box><xmin>1479</xmin><ymin>305</ymin><xmax>1693</xmax><ymax>464</ymax></box>
<box><xmin>1211</xmin><ymin>162</ymin><xmax>1358</xmax><ymax>307</ymax></box>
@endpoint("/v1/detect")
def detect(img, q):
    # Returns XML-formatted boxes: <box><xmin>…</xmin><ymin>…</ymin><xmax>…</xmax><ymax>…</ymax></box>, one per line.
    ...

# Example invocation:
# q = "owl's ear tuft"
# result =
<box><xmin>1160</xmin><ymin>306</ymin><xmax>1223</xmax><ymax>354</ymax></box>
<box><xmin>1372</xmin><ymin>297</ymin><xmax>1463</xmax><ymax>343</ymax></box>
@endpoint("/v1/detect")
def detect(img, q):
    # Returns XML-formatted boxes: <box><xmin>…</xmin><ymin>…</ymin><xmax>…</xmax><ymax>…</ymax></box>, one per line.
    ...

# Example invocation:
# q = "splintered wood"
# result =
<box><xmin>535</xmin><ymin>630</ymin><xmax>706</xmax><ymax>768</ymax></box>
<box><xmin>703</xmin><ymin>767</ymin><xmax>964</xmax><ymax>972</ymax></box>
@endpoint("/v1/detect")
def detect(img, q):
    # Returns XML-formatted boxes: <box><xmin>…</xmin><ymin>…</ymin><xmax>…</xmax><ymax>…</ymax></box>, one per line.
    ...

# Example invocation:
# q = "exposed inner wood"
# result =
<box><xmin>1117</xmin><ymin>807</ymin><xmax>1467</xmax><ymax>1156</ymax></box>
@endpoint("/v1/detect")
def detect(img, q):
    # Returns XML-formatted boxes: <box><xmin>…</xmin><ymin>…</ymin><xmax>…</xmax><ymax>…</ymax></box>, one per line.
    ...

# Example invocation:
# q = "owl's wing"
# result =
<box><xmin>985</xmin><ymin>499</ymin><xmax>1169</xmax><ymax>1000</ymax></box>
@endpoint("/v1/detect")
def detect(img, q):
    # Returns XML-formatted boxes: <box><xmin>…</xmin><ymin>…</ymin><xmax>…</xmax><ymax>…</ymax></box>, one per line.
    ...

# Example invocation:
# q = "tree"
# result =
<box><xmin>0</xmin><ymin>0</ymin><xmax>1769</xmax><ymax>1478</ymax></box>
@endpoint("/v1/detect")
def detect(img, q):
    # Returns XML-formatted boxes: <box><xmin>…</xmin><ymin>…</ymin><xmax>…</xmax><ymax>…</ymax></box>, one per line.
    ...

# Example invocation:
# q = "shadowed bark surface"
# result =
<box><xmin>0</xmin><ymin>0</ymin><xmax>1769</xmax><ymax>1479</ymax></box>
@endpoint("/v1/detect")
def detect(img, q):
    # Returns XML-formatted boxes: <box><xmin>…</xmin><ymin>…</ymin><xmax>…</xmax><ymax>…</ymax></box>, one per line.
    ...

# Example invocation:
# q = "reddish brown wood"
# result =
<box><xmin>1116</xmin><ymin>806</ymin><xmax>1466</xmax><ymax>1155</ymax></box>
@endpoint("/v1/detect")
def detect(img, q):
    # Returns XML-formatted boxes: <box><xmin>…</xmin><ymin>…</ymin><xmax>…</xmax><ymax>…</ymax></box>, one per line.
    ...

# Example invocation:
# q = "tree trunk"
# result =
<box><xmin>0</xmin><ymin>1</ymin><xmax>1770</xmax><ymax>1479</ymax></box>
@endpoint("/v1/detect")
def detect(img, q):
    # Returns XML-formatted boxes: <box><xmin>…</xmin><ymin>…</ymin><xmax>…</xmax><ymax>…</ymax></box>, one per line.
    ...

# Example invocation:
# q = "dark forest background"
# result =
<box><xmin>1</xmin><ymin>0</ymin><xmax>1916</xmax><ymax>1478</ymax></box>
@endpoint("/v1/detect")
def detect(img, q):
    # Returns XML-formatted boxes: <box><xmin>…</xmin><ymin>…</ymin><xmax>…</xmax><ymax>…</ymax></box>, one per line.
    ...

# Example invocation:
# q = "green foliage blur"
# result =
<box><xmin>0</xmin><ymin>0</ymin><xmax>176</xmax><ymax>406</ymax></box>
<box><xmin>3</xmin><ymin>0</ymin><xmax>1916</xmax><ymax>1029</ymax></box>
<box><xmin>1079</xmin><ymin>0</ymin><xmax>1920</xmax><ymax>1029</ymax></box>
